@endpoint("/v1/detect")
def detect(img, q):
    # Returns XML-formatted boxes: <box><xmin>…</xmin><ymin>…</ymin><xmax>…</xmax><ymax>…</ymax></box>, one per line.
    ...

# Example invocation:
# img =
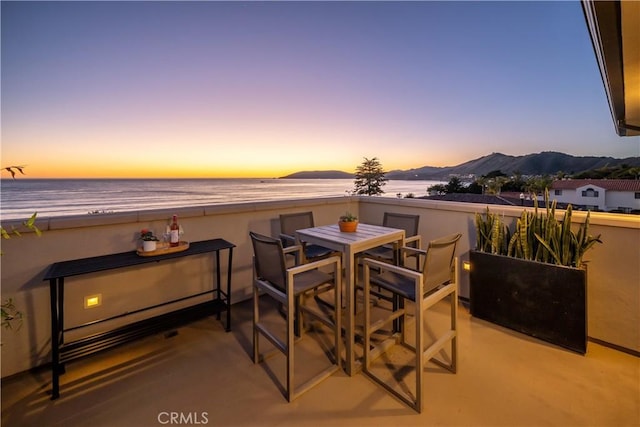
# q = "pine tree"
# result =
<box><xmin>353</xmin><ymin>157</ymin><xmax>387</xmax><ymax>196</ymax></box>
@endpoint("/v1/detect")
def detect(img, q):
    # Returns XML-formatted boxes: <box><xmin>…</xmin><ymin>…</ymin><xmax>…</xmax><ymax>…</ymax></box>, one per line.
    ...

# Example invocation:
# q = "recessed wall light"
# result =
<box><xmin>84</xmin><ymin>294</ymin><xmax>102</xmax><ymax>308</ymax></box>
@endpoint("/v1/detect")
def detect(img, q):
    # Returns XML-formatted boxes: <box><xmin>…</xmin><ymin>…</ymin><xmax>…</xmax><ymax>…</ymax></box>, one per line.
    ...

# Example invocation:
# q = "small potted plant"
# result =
<box><xmin>140</xmin><ymin>229</ymin><xmax>160</xmax><ymax>252</ymax></box>
<box><xmin>339</xmin><ymin>212</ymin><xmax>358</xmax><ymax>232</ymax></box>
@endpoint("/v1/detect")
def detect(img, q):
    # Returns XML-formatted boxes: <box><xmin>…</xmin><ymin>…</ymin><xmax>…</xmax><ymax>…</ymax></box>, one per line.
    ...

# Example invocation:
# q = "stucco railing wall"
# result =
<box><xmin>1</xmin><ymin>196</ymin><xmax>638</xmax><ymax>377</ymax></box>
<box><xmin>357</xmin><ymin>197</ymin><xmax>640</xmax><ymax>356</ymax></box>
<box><xmin>0</xmin><ymin>197</ymin><xmax>355</xmax><ymax>377</ymax></box>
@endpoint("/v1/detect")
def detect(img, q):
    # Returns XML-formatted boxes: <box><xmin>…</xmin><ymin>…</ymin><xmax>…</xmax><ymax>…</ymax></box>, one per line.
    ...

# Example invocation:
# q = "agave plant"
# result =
<box><xmin>339</xmin><ymin>212</ymin><xmax>358</xmax><ymax>222</ymax></box>
<box><xmin>475</xmin><ymin>190</ymin><xmax>602</xmax><ymax>268</ymax></box>
<box><xmin>534</xmin><ymin>204</ymin><xmax>602</xmax><ymax>268</ymax></box>
<box><xmin>475</xmin><ymin>207</ymin><xmax>511</xmax><ymax>255</ymax></box>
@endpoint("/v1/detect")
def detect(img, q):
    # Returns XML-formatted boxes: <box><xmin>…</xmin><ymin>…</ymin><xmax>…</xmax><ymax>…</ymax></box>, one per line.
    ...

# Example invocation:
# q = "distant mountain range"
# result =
<box><xmin>281</xmin><ymin>152</ymin><xmax>640</xmax><ymax>180</ymax></box>
<box><xmin>281</xmin><ymin>170</ymin><xmax>353</xmax><ymax>179</ymax></box>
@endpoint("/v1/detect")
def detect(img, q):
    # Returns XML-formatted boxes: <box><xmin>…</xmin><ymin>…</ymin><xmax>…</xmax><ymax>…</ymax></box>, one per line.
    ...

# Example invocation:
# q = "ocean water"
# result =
<box><xmin>0</xmin><ymin>178</ymin><xmax>442</xmax><ymax>220</ymax></box>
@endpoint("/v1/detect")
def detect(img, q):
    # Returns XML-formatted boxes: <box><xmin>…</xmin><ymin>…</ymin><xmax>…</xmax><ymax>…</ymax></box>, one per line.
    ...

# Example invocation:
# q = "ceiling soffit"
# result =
<box><xmin>582</xmin><ymin>0</ymin><xmax>640</xmax><ymax>137</ymax></box>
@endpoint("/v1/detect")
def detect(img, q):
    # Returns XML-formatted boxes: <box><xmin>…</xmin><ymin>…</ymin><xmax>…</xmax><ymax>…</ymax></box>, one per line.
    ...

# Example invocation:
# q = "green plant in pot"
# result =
<box><xmin>339</xmin><ymin>212</ymin><xmax>358</xmax><ymax>232</ymax></box>
<box><xmin>475</xmin><ymin>191</ymin><xmax>602</xmax><ymax>267</ymax></box>
<box><xmin>470</xmin><ymin>190</ymin><xmax>602</xmax><ymax>354</ymax></box>
<box><xmin>139</xmin><ymin>229</ymin><xmax>160</xmax><ymax>252</ymax></box>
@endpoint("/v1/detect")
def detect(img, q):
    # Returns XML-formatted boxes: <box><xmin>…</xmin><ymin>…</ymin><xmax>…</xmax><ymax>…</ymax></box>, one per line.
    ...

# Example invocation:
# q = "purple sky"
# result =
<box><xmin>2</xmin><ymin>1</ymin><xmax>638</xmax><ymax>178</ymax></box>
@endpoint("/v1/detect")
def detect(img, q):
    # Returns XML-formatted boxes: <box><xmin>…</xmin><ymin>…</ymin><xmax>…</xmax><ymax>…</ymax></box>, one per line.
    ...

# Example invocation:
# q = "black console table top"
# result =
<box><xmin>44</xmin><ymin>238</ymin><xmax>234</xmax><ymax>280</ymax></box>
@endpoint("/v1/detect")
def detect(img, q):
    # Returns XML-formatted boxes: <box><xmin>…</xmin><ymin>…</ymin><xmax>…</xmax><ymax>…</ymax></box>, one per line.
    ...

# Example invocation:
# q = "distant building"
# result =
<box><xmin>551</xmin><ymin>179</ymin><xmax>640</xmax><ymax>213</ymax></box>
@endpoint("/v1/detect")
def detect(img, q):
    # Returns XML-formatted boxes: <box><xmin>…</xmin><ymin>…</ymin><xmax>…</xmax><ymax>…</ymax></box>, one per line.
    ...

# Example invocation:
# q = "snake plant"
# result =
<box><xmin>475</xmin><ymin>190</ymin><xmax>602</xmax><ymax>268</ymax></box>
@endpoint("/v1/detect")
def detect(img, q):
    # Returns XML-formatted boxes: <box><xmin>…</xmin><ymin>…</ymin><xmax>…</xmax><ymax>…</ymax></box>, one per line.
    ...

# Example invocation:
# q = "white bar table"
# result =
<box><xmin>296</xmin><ymin>223</ymin><xmax>405</xmax><ymax>375</ymax></box>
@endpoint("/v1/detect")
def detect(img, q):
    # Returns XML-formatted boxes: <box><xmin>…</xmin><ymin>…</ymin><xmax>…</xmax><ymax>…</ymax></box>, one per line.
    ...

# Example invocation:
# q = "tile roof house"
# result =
<box><xmin>551</xmin><ymin>179</ymin><xmax>640</xmax><ymax>212</ymax></box>
<box><xmin>421</xmin><ymin>192</ymin><xmax>573</xmax><ymax>209</ymax></box>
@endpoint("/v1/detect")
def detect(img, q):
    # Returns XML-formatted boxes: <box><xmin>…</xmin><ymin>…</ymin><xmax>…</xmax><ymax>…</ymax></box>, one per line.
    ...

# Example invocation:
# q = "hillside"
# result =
<box><xmin>387</xmin><ymin>152</ymin><xmax>640</xmax><ymax>180</ymax></box>
<box><xmin>280</xmin><ymin>170</ymin><xmax>353</xmax><ymax>179</ymax></box>
<box><xmin>281</xmin><ymin>152</ymin><xmax>640</xmax><ymax>180</ymax></box>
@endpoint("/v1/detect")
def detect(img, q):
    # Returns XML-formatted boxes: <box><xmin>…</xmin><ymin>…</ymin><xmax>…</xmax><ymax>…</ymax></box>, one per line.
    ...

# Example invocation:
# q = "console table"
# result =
<box><xmin>43</xmin><ymin>238</ymin><xmax>235</xmax><ymax>400</ymax></box>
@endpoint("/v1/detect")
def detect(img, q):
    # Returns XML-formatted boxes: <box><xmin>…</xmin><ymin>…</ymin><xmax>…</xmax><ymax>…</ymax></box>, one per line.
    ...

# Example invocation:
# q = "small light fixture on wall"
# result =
<box><xmin>84</xmin><ymin>294</ymin><xmax>102</xmax><ymax>309</ymax></box>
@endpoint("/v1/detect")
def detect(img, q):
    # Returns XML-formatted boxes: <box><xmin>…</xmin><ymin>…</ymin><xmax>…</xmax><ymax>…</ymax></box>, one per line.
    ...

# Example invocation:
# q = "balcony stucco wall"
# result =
<box><xmin>1</xmin><ymin>196</ymin><xmax>638</xmax><ymax>378</ymax></box>
<box><xmin>358</xmin><ymin>197</ymin><xmax>640</xmax><ymax>356</ymax></box>
<box><xmin>0</xmin><ymin>197</ymin><xmax>355</xmax><ymax>377</ymax></box>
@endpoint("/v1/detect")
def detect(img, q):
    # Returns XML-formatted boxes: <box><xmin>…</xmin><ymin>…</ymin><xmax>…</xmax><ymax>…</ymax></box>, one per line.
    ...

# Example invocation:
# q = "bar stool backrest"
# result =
<box><xmin>250</xmin><ymin>231</ymin><xmax>287</xmax><ymax>292</ymax></box>
<box><xmin>423</xmin><ymin>233</ymin><xmax>462</xmax><ymax>295</ymax></box>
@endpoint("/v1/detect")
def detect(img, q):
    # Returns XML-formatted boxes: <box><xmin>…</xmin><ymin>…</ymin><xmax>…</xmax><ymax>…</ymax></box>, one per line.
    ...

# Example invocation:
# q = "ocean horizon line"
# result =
<box><xmin>1</xmin><ymin>178</ymin><xmax>444</xmax><ymax>220</ymax></box>
<box><xmin>1</xmin><ymin>177</ymin><xmax>439</xmax><ymax>181</ymax></box>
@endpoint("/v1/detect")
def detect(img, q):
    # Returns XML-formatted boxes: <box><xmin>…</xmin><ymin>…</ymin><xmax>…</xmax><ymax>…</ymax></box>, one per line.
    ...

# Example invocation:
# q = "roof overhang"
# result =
<box><xmin>582</xmin><ymin>1</ymin><xmax>640</xmax><ymax>137</ymax></box>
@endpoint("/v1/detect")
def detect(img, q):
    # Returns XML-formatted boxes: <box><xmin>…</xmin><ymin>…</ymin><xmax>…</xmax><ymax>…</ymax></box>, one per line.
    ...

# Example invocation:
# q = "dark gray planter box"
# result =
<box><xmin>469</xmin><ymin>251</ymin><xmax>587</xmax><ymax>354</ymax></box>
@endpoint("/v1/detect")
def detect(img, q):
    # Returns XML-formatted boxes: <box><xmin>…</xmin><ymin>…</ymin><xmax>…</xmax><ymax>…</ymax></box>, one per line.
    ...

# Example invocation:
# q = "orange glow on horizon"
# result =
<box><xmin>4</xmin><ymin>162</ymin><xmax>353</xmax><ymax>179</ymax></box>
<box><xmin>2</xmin><ymin>130</ymin><xmax>484</xmax><ymax>179</ymax></box>
<box><xmin>1</xmin><ymin>151</ymin><xmax>474</xmax><ymax>179</ymax></box>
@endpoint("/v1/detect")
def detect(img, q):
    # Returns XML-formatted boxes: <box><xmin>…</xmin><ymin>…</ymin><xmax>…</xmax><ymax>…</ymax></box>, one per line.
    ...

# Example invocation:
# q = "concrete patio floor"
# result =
<box><xmin>2</xmin><ymin>296</ymin><xmax>639</xmax><ymax>427</ymax></box>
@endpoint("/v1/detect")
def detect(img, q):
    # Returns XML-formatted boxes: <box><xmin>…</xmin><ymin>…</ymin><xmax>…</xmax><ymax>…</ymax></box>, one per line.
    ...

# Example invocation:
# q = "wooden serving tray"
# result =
<box><xmin>137</xmin><ymin>241</ymin><xmax>190</xmax><ymax>257</ymax></box>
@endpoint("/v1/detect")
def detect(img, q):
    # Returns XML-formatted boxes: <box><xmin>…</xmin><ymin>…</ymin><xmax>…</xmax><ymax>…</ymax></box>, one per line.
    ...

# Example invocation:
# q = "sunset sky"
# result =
<box><xmin>2</xmin><ymin>1</ymin><xmax>639</xmax><ymax>179</ymax></box>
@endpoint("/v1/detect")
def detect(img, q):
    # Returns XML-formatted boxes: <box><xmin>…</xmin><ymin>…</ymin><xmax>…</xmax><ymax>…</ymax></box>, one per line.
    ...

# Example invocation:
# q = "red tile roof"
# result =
<box><xmin>552</xmin><ymin>179</ymin><xmax>640</xmax><ymax>191</ymax></box>
<box><xmin>422</xmin><ymin>193</ymin><xmax>570</xmax><ymax>208</ymax></box>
